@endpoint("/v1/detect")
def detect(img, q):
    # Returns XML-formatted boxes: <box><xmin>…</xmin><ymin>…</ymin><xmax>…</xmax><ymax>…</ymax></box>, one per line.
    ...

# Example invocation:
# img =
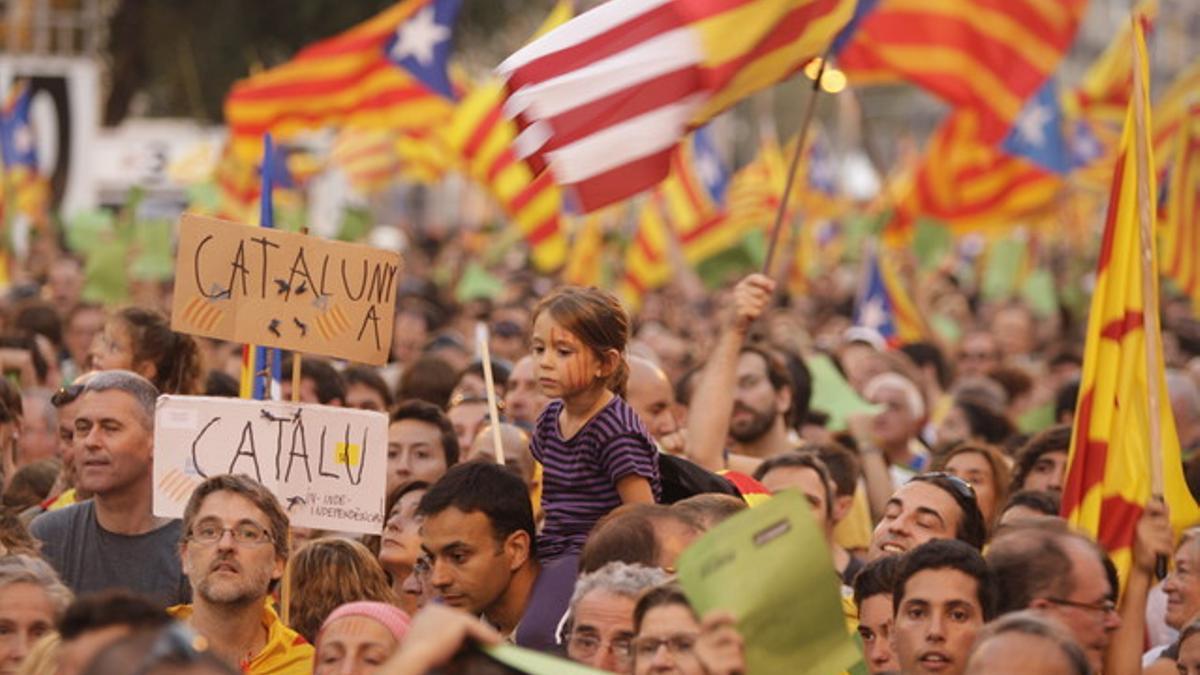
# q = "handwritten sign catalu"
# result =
<box><xmin>153</xmin><ymin>396</ymin><xmax>387</xmax><ymax>534</ymax></box>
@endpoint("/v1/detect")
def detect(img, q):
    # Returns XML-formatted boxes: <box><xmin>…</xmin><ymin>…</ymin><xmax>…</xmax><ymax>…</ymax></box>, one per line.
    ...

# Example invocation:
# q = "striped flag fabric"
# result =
<box><xmin>1161</xmin><ymin>104</ymin><xmax>1200</xmax><ymax>313</ymax></box>
<box><xmin>1153</xmin><ymin>59</ymin><xmax>1200</xmax><ymax>179</ymax></box>
<box><xmin>884</xmin><ymin>109</ymin><xmax>1062</xmax><ymax>241</ymax></box>
<box><xmin>497</xmin><ymin>0</ymin><xmax>855</xmax><ymax>213</ymax></box>
<box><xmin>617</xmin><ymin>197</ymin><xmax>675</xmax><ymax>310</ymax></box>
<box><xmin>0</xmin><ymin>82</ymin><xmax>50</xmax><ymax>224</ymax></box>
<box><xmin>224</xmin><ymin>0</ymin><xmax>462</xmax><ymax>160</ymax></box>
<box><xmin>838</xmin><ymin>0</ymin><xmax>1087</xmax><ymax>145</ymax></box>
<box><xmin>1061</xmin><ymin>21</ymin><xmax>1200</xmax><ymax>587</ymax></box>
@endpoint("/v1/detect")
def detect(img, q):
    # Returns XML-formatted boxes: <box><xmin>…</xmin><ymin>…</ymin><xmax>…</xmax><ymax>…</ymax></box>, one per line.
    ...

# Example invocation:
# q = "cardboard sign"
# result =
<box><xmin>153</xmin><ymin>396</ymin><xmax>388</xmax><ymax>535</ymax></box>
<box><xmin>171</xmin><ymin>213</ymin><xmax>402</xmax><ymax>365</ymax></box>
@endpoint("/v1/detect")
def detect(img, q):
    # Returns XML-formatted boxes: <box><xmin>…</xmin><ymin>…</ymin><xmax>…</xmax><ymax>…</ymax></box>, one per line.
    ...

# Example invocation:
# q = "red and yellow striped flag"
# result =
<box><xmin>224</xmin><ymin>0</ymin><xmax>457</xmax><ymax>161</ymax></box>
<box><xmin>442</xmin><ymin>2</ymin><xmax>572</xmax><ymax>272</ymax></box>
<box><xmin>1061</xmin><ymin>20</ymin><xmax>1200</xmax><ymax>588</ymax></box>
<box><xmin>1162</xmin><ymin>104</ymin><xmax>1200</xmax><ymax>313</ymax></box>
<box><xmin>839</xmin><ymin>0</ymin><xmax>1086</xmax><ymax>145</ymax></box>
<box><xmin>1152</xmin><ymin>59</ymin><xmax>1200</xmax><ymax>177</ymax></box>
<box><xmin>617</xmin><ymin>198</ymin><xmax>674</xmax><ymax>311</ymax></box>
<box><xmin>884</xmin><ymin>109</ymin><xmax>1062</xmax><ymax>242</ymax></box>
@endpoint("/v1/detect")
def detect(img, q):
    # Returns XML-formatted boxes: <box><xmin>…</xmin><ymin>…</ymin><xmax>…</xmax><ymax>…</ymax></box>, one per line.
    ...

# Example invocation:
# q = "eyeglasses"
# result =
<box><xmin>51</xmin><ymin>384</ymin><xmax>84</xmax><ymax>408</ymax></box>
<box><xmin>132</xmin><ymin>623</ymin><xmax>209</xmax><ymax>675</ymax></box>
<box><xmin>914</xmin><ymin>471</ymin><xmax>977</xmax><ymax>500</ymax></box>
<box><xmin>188</xmin><ymin>520</ymin><xmax>273</xmax><ymax>546</ymax></box>
<box><xmin>1044</xmin><ymin>597</ymin><xmax>1118</xmax><ymax>616</ymax></box>
<box><xmin>568</xmin><ymin>632</ymin><xmax>633</xmax><ymax>662</ymax></box>
<box><xmin>632</xmin><ymin>634</ymin><xmax>697</xmax><ymax>660</ymax></box>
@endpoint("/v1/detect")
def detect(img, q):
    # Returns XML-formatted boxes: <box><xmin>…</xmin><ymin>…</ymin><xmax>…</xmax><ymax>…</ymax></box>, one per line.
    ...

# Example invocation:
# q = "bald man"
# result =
<box><xmin>626</xmin><ymin>356</ymin><xmax>685</xmax><ymax>455</ymax></box>
<box><xmin>469</xmin><ymin>423</ymin><xmax>538</xmax><ymax>494</ymax></box>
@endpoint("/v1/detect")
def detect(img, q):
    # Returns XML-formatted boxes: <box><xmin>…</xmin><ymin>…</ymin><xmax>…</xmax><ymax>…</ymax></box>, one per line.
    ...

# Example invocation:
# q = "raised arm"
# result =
<box><xmin>685</xmin><ymin>274</ymin><xmax>775</xmax><ymax>472</ymax></box>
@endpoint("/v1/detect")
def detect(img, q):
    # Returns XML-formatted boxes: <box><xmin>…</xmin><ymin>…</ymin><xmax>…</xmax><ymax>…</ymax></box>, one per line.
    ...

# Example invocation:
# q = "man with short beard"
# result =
<box><xmin>171</xmin><ymin>474</ymin><xmax>313</xmax><ymax>674</ymax></box>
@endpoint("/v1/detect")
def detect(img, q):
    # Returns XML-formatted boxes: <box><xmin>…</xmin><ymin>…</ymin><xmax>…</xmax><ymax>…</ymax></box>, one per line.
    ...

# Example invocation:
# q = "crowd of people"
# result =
<box><xmin>0</xmin><ymin>239</ymin><xmax>1199</xmax><ymax>675</ymax></box>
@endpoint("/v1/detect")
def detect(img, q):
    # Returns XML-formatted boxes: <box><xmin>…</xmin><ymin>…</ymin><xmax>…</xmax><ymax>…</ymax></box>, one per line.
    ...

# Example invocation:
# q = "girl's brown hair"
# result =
<box><xmin>931</xmin><ymin>442</ymin><xmax>1013</xmax><ymax>530</ymax></box>
<box><xmin>114</xmin><ymin>307</ymin><xmax>204</xmax><ymax>395</ymax></box>
<box><xmin>531</xmin><ymin>287</ymin><xmax>630</xmax><ymax>397</ymax></box>
<box><xmin>287</xmin><ymin>537</ymin><xmax>398</xmax><ymax>643</ymax></box>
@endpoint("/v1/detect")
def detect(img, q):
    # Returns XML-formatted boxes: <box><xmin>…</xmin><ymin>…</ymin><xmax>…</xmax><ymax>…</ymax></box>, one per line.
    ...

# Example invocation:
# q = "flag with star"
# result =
<box><xmin>1061</xmin><ymin>19</ymin><xmax>1200</xmax><ymax>589</ymax></box>
<box><xmin>853</xmin><ymin>243</ymin><xmax>925</xmax><ymax>346</ymax></box>
<box><xmin>224</xmin><ymin>0</ymin><xmax>462</xmax><ymax>161</ymax></box>
<box><xmin>0</xmin><ymin>81</ymin><xmax>50</xmax><ymax>226</ymax></box>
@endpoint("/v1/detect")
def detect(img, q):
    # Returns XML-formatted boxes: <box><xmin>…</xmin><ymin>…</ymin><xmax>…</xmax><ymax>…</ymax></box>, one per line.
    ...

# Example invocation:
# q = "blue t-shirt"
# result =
<box><xmin>530</xmin><ymin>396</ymin><xmax>661</xmax><ymax>562</ymax></box>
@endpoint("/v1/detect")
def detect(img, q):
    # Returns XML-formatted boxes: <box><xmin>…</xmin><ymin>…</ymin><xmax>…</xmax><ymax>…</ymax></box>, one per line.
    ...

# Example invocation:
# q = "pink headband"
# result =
<box><xmin>319</xmin><ymin>601</ymin><xmax>411</xmax><ymax>645</ymax></box>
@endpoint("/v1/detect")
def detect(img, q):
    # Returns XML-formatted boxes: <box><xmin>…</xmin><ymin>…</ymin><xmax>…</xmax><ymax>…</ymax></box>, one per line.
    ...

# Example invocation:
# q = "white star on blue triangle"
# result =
<box><xmin>854</xmin><ymin>253</ymin><xmax>897</xmax><ymax>340</ymax></box>
<box><xmin>691</xmin><ymin>126</ymin><xmax>728</xmax><ymax>205</ymax></box>
<box><xmin>1001</xmin><ymin>78</ymin><xmax>1070</xmax><ymax>175</ymax></box>
<box><xmin>1067</xmin><ymin>118</ymin><xmax>1104</xmax><ymax>169</ymax></box>
<box><xmin>0</xmin><ymin>87</ymin><xmax>37</xmax><ymax>168</ymax></box>
<box><xmin>807</xmin><ymin>137</ymin><xmax>838</xmax><ymax>195</ymax></box>
<box><xmin>384</xmin><ymin>0</ymin><xmax>461</xmax><ymax>100</ymax></box>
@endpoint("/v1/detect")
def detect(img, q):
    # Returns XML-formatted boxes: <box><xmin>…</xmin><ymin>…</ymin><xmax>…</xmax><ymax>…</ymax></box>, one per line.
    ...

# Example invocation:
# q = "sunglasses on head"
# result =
<box><xmin>51</xmin><ymin>384</ymin><xmax>85</xmax><ymax>408</ymax></box>
<box><xmin>912</xmin><ymin>471</ymin><xmax>977</xmax><ymax>501</ymax></box>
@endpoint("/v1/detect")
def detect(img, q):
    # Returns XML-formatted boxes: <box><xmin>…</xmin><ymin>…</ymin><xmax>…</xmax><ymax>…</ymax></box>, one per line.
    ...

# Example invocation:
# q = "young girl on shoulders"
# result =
<box><xmin>528</xmin><ymin>287</ymin><xmax>661</xmax><ymax>563</ymax></box>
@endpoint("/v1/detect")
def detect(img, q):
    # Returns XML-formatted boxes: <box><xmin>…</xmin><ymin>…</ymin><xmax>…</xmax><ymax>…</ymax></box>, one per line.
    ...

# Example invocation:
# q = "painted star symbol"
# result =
<box><xmin>695</xmin><ymin>150</ymin><xmax>721</xmax><ymax>191</ymax></box>
<box><xmin>390</xmin><ymin>7</ymin><xmax>450</xmax><ymax>66</ymax></box>
<box><xmin>858</xmin><ymin>296</ymin><xmax>888</xmax><ymax>330</ymax></box>
<box><xmin>1015</xmin><ymin>102</ymin><xmax>1053</xmax><ymax>148</ymax></box>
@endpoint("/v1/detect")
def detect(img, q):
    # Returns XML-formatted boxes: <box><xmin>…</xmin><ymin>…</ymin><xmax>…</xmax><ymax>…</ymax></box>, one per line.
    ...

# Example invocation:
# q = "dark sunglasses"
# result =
<box><xmin>51</xmin><ymin>384</ymin><xmax>85</xmax><ymax>408</ymax></box>
<box><xmin>912</xmin><ymin>471</ymin><xmax>977</xmax><ymax>501</ymax></box>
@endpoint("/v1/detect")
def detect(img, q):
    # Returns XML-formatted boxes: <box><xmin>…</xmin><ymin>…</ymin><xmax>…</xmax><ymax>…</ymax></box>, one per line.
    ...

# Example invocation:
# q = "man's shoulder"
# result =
<box><xmin>30</xmin><ymin>500</ymin><xmax>92</xmax><ymax>537</ymax></box>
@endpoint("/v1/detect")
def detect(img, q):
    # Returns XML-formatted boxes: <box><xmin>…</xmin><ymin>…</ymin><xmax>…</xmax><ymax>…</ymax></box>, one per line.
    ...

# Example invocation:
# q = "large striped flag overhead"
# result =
<box><xmin>1153</xmin><ymin>59</ymin><xmax>1200</xmax><ymax>178</ymax></box>
<box><xmin>1061</xmin><ymin>20</ymin><xmax>1200</xmax><ymax>589</ymax></box>
<box><xmin>838</xmin><ymin>0</ymin><xmax>1087</xmax><ymax>145</ymax></box>
<box><xmin>497</xmin><ymin>0</ymin><xmax>856</xmax><ymax>213</ymax></box>
<box><xmin>224</xmin><ymin>0</ymin><xmax>462</xmax><ymax>160</ymax></box>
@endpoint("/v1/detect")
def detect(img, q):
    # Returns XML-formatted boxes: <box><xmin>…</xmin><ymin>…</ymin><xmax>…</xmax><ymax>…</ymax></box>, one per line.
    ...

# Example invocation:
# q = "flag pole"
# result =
<box><xmin>1130</xmin><ymin>16</ymin><xmax>1167</xmax><ymax>579</ymax></box>
<box><xmin>476</xmin><ymin>323</ymin><xmax>506</xmax><ymax>466</ymax></box>
<box><xmin>762</xmin><ymin>54</ymin><xmax>828</xmax><ymax>276</ymax></box>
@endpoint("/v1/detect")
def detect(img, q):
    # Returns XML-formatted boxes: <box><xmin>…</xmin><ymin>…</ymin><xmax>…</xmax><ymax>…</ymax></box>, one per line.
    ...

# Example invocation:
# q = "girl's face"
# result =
<box><xmin>90</xmin><ymin>321</ymin><xmax>136</xmax><ymax>372</ymax></box>
<box><xmin>632</xmin><ymin>604</ymin><xmax>702</xmax><ymax>675</ymax></box>
<box><xmin>379</xmin><ymin>489</ymin><xmax>426</xmax><ymax>576</ymax></box>
<box><xmin>945</xmin><ymin>451</ymin><xmax>997</xmax><ymax>523</ymax></box>
<box><xmin>530</xmin><ymin>313</ymin><xmax>605</xmax><ymax>400</ymax></box>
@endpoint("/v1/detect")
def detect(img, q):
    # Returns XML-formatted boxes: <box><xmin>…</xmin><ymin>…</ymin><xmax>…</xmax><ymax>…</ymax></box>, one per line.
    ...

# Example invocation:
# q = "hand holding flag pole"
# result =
<box><xmin>762</xmin><ymin>54</ymin><xmax>828</xmax><ymax>276</ymax></box>
<box><xmin>1131</xmin><ymin>18</ymin><xmax>1168</xmax><ymax>581</ymax></box>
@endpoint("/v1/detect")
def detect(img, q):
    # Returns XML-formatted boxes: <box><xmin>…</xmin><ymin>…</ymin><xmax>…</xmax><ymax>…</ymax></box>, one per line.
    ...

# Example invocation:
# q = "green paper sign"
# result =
<box><xmin>677</xmin><ymin>491</ymin><xmax>862</xmax><ymax>675</ymax></box>
<box><xmin>808</xmin><ymin>353</ymin><xmax>882</xmax><ymax>431</ymax></box>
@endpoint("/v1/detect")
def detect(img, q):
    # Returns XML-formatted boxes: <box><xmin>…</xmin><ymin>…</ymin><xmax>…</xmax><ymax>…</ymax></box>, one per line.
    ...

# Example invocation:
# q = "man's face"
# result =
<box><xmin>387</xmin><ymin>419</ymin><xmax>448</xmax><ymax>496</ymax></box>
<box><xmin>1037</xmin><ymin>541</ymin><xmax>1120</xmax><ymax>673</ymax></box>
<box><xmin>279</xmin><ymin>377</ymin><xmax>324</xmax><ymax>405</ymax></box>
<box><xmin>17</xmin><ymin>399</ymin><xmax>57</xmax><ymax>467</ymax></box>
<box><xmin>503</xmin><ymin>356</ymin><xmax>549</xmax><ymax>428</ymax></box>
<box><xmin>567</xmin><ymin>590</ymin><xmax>637</xmax><ymax>673</ymax></box>
<box><xmin>626</xmin><ymin>367</ymin><xmax>679</xmax><ymax>441</ymax></box>
<box><xmin>964</xmin><ymin>631</ymin><xmax>1077</xmax><ymax>675</ymax></box>
<box><xmin>759</xmin><ymin>466</ymin><xmax>831</xmax><ymax>534</ymax></box>
<box><xmin>892</xmin><ymin>568</ymin><xmax>984</xmax><ymax>675</ymax></box>
<box><xmin>869</xmin><ymin>482</ymin><xmax>962</xmax><ymax>560</ymax></box>
<box><xmin>65</xmin><ymin>308</ymin><xmax>105</xmax><ymax>369</ymax></box>
<box><xmin>868</xmin><ymin>384</ymin><xmax>918</xmax><ymax>449</ymax></box>
<box><xmin>857</xmin><ymin>593</ymin><xmax>899</xmax><ymax>674</ymax></box>
<box><xmin>180</xmin><ymin>491</ymin><xmax>283</xmax><ymax>607</ymax></box>
<box><xmin>1164</xmin><ymin>542</ymin><xmax>1200</xmax><ymax>630</ymax></box>
<box><xmin>957</xmin><ymin>334</ymin><xmax>1001</xmax><ymax>379</ymax></box>
<box><xmin>420</xmin><ymin>507</ymin><xmax>520</xmax><ymax>617</ymax></box>
<box><xmin>345</xmin><ymin>383</ymin><xmax>387</xmax><ymax>413</ymax></box>
<box><xmin>73</xmin><ymin>390</ymin><xmax>153</xmax><ymax>497</ymax></box>
<box><xmin>1179</xmin><ymin>634</ymin><xmax>1200</xmax><ymax>675</ymax></box>
<box><xmin>391</xmin><ymin>312</ymin><xmax>429</xmax><ymax>366</ymax></box>
<box><xmin>448</xmin><ymin>402</ymin><xmax>489</xmax><ymax>454</ymax></box>
<box><xmin>730</xmin><ymin>353</ymin><xmax>788</xmax><ymax>444</ymax></box>
<box><xmin>1022</xmin><ymin>451</ymin><xmax>1067</xmax><ymax>493</ymax></box>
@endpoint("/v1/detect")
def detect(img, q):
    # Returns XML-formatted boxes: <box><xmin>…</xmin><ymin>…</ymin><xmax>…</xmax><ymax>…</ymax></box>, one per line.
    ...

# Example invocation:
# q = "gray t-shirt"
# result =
<box><xmin>30</xmin><ymin>500</ymin><xmax>190</xmax><ymax>607</ymax></box>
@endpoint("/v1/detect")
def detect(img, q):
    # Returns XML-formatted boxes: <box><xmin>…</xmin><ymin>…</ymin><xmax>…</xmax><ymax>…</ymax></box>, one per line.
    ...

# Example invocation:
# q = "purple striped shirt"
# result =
<box><xmin>530</xmin><ymin>396</ymin><xmax>662</xmax><ymax>562</ymax></box>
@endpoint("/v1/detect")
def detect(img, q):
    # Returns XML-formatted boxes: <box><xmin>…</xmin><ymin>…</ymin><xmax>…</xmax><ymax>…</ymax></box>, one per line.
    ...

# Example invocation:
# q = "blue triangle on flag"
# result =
<box><xmin>1000</xmin><ymin>79</ymin><xmax>1071</xmax><ymax>175</ymax></box>
<box><xmin>384</xmin><ymin>0</ymin><xmax>462</xmax><ymax>100</ymax></box>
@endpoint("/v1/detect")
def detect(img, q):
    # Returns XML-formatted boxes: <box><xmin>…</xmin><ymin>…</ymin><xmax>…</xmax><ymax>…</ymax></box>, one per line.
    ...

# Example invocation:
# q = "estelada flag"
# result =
<box><xmin>224</xmin><ymin>0</ymin><xmax>462</xmax><ymax>161</ymax></box>
<box><xmin>497</xmin><ymin>0</ymin><xmax>855</xmax><ymax>213</ymax></box>
<box><xmin>1060</xmin><ymin>19</ymin><xmax>1200</xmax><ymax>589</ymax></box>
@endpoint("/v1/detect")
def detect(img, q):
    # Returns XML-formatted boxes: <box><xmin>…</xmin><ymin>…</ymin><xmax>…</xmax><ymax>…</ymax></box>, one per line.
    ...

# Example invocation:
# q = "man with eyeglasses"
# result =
<box><xmin>170</xmin><ymin>474</ymin><xmax>313</xmax><ymax>674</ymax></box>
<box><xmin>564</xmin><ymin>562</ymin><xmax>670</xmax><ymax>672</ymax></box>
<box><xmin>986</xmin><ymin>516</ymin><xmax>1125</xmax><ymax>673</ymax></box>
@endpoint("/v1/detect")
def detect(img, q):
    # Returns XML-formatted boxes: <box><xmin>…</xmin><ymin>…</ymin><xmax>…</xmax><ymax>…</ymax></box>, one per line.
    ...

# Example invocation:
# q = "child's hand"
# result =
<box><xmin>731</xmin><ymin>274</ymin><xmax>776</xmax><ymax>335</ymax></box>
